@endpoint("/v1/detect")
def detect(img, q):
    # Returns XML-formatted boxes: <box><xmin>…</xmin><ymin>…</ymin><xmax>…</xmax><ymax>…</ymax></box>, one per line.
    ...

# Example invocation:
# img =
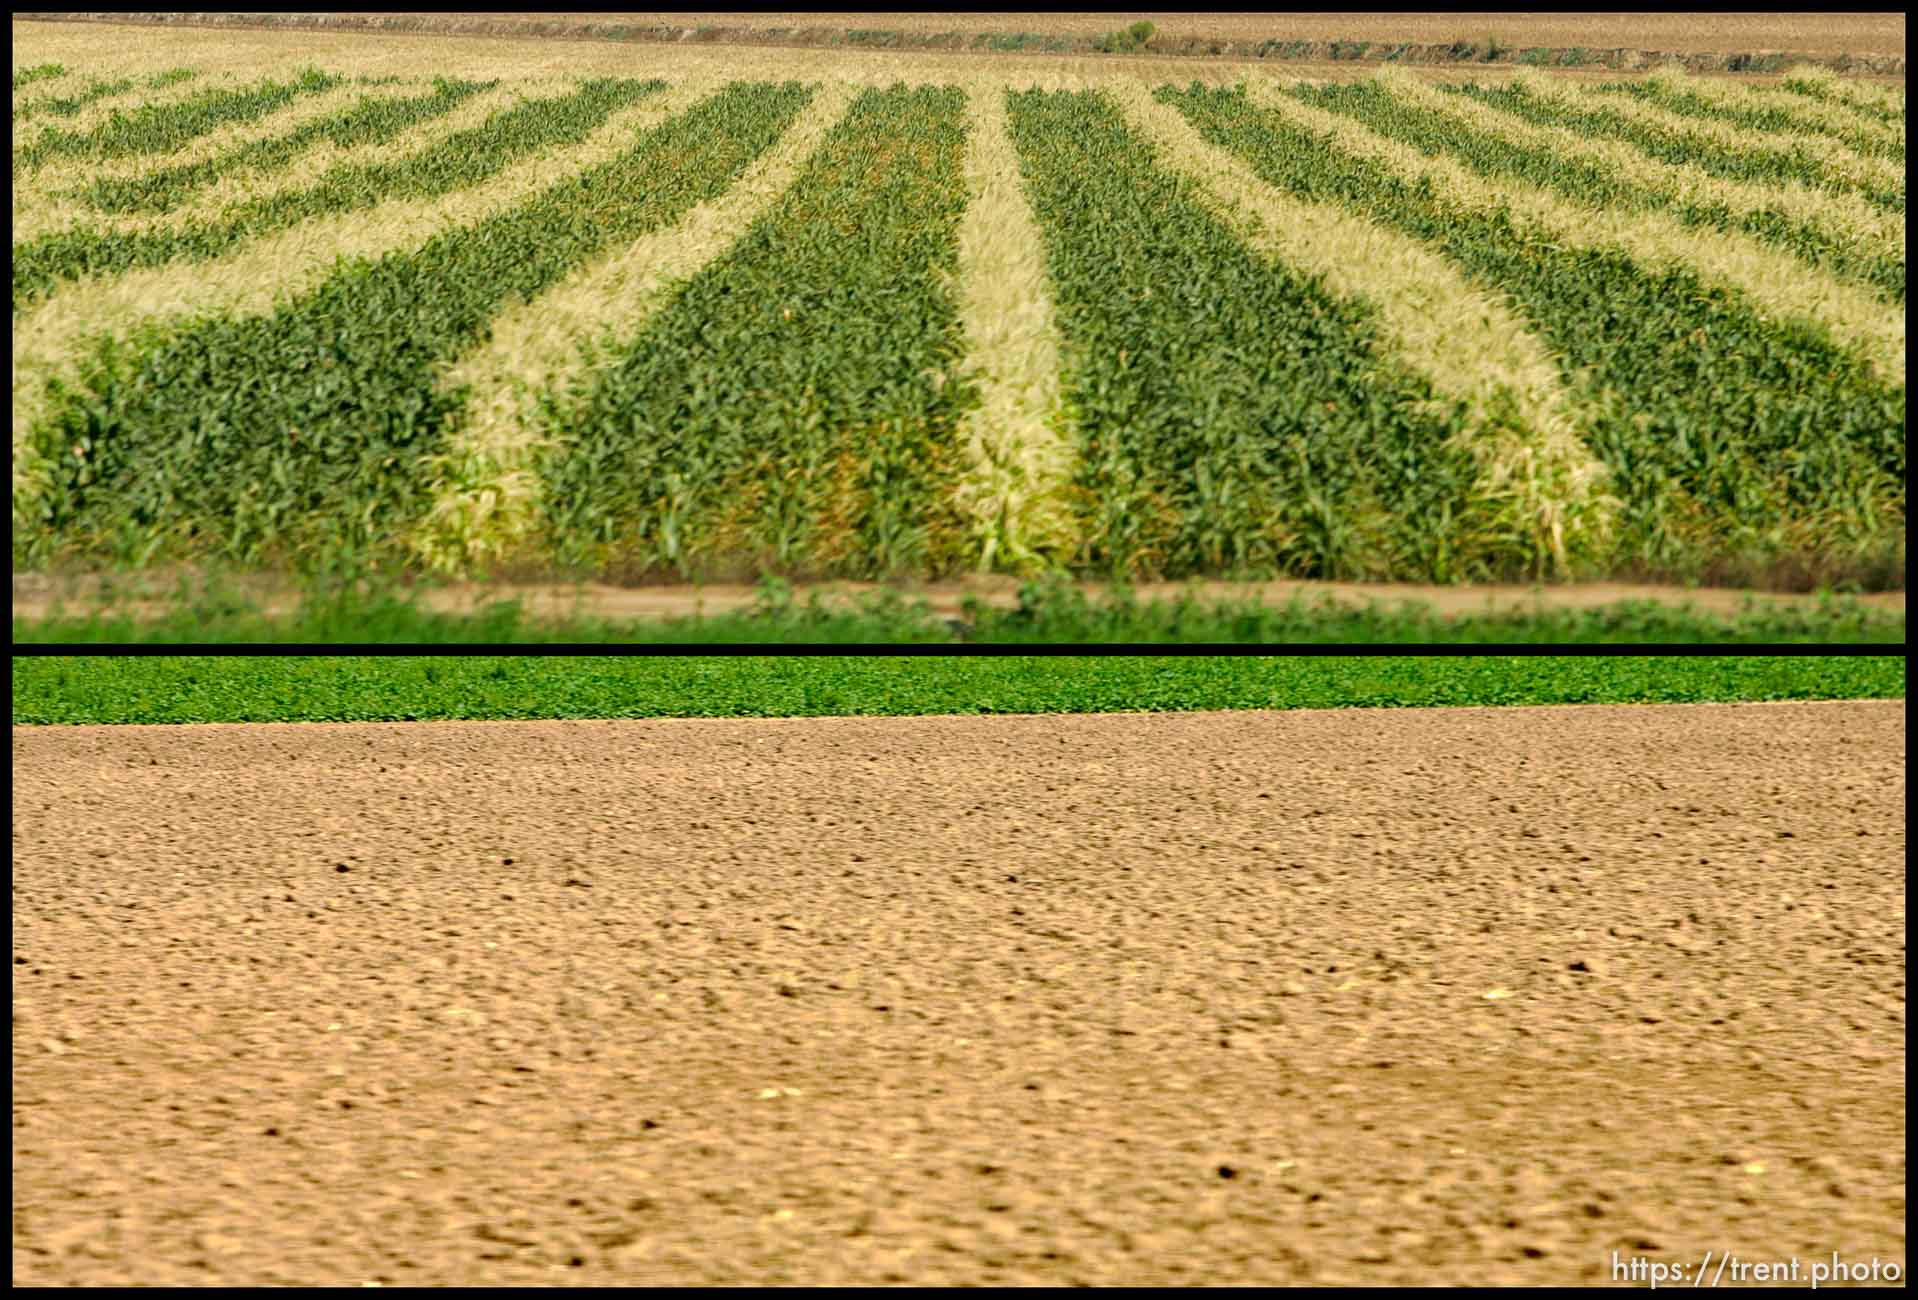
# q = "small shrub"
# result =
<box><xmin>1095</xmin><ymin>20</ymin><xmax>1156</xmax><ymax>54</ymax></box>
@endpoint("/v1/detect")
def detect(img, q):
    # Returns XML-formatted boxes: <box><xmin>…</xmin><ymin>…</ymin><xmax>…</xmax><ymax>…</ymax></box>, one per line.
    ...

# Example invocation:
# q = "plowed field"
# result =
<box><xmin>12</xmin><ymin>701</ymin><xmax>1906</xmax><ymax>1284</ymax></box>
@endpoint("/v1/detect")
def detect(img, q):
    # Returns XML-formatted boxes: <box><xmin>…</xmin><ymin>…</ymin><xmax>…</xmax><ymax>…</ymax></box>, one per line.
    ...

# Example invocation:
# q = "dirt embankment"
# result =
<box><xmin>13</xmin><ymin>701</ymin><xmax>1906</xmax><ymax>1284</ymax></box>
<box><xmin>14</xmin><ymin>12</ymin><xmax>1908</xmax><ymax>76</ymax></box>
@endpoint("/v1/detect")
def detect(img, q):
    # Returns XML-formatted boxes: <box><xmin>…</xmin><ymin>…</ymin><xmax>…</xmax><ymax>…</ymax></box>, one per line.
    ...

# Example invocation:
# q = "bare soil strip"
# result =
<box><xmin>12</xmin><ymin>702</ymin><xmax>1905</xmax><ymax>1284</ymax></box>
<box><xmin>15</xmin><ymin>13</ymin><xmax>1907</xmax><ymax>77</ymax></box>
<box><xmin>6</xmin><ymin>21</ymin><xmax>1888</xmax><ymax>95</ymax></box>
<box><xmin>9</xmin><ymin>570</ymin><xmax>1907</xmax><ymax>629</ymax></box>
<box><xmin>305</xmin><ymin>14</ymin><xmax>1915</xmax><ymax>56</ymax></box>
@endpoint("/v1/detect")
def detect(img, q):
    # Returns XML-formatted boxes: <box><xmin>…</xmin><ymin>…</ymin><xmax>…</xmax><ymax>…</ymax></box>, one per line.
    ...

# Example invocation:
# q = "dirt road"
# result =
<box><xmin>13</xmin><ymin>570</ymin><xmax>1905</xmax><ymax>629</ymax></box>
<box><xmin>308</xmin><ymin>12</ymin><xmax>1912</xmax><ymax>56</ymax></box>
<box><xmin>12</xmin><ymin>702</ymin><xmax>1906</xmax><ymax>1284</ymax></box>
<box><xmin>24</xmin><ymin>11</ymin><xmax>1909</xmax><ymax>61</ymax></box>
<box><xmin>18</xmin><ymin>13</ymin><xmax>1906</xmax><ymax>81</ymax></box>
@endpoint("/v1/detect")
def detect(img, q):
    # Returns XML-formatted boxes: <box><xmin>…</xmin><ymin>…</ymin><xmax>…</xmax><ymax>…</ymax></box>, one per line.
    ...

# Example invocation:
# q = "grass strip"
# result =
<box><xmin>13</xmin><ymin>82</ymin><xmax>548</xmax><ymax>247</ymax></box>
<box><xmin>1450</xmin><ymin>76</ymin><xmax>1904</xmax><ymax>212</ymax></box>
<box><xmin>11</xmin><ymin>86</ymin><xmax>696</xmax><ymax>532</ymax></box>
<box><xmin>12</xmin><ymin>655</ymin><xmax>1902</xmax><ymax>726</ymax></box>
<box><xmin>954</xmin><ymin>583</ymin><xmax>1907</xmax><ymax>646</ymax></box>
<box><xmin>1110</xmin><ymin>80</ymin><xmax>1614</xmax><ymax>580</ymax></box>
<box><xmin>13</xmin><ymin>572</ymin><xmax>1903</xmax><ymax>645</ymax></box>
<box><xmin>1007</xmin><ymin>87</ymin><xmax>1556</xmax><ymax>584</ymax></box>
<box><xmin>1180</xmin><ymin>84</ymin><xmax>1905</xmax><ymax>588</ymax></box>
<box><xmin>542</xmin><ymin>84</ymin><xmax>977</xmax><ymax>582</ymax></box>
<box><xmin>13</xmin><ymin>76</ymin><xmax>661</xmax><ymax>311</ymax></box>
<box><xmin>76</xmin><ymin>76</ymin><xmax>497</xmax><ymax>214</ymax></box>
<box><xmin>415</xmin><ymin>82</ymin><xmax>855</xmax><ymax>575</ymax></box>
<box><xmin>24</xmin><ymin>80</ymin><xmax>804</xmax><ymax>574</ymax></box>
<box><xmin>1333</xmin><ymin>75</ymin><xmax>1905</xmax><ymax>307</ymax></box>
<box><xmin>13</xmin><ymin>75</ymin><xmax>134</xmax><ymax>124</ymax></box>
<box><xmin>10</xmin><ymin>80</ymin><xmax>523</xmax><ymax>246</ymax></box>
<box><xmin>12</xmin><ymin>63</ymin><xmax>68</xmax><ymax>91</ymax></box>
<box><xmin>15</xmin><ymin>67</ymin><xmax>335</xmax><ymax>169</ymax></box>
<box><xmin>14</xmin><ymin>68</ymin><xmax>202</xmax><ymax>146</ymax></box>
<box><xmin>1244</xmin><ymin>80</ymin><xmax>1903</xmax><ymax>387</ymax></box>
<box><xmin>1600</xmin><ymin>70</ymin><xmax>1903</xmax><ymax>163</ymax></box>
<box><xmin>1779</xmin><ymin>66</ymin><xmax>1907</xmax><ymax>128</ymax></box>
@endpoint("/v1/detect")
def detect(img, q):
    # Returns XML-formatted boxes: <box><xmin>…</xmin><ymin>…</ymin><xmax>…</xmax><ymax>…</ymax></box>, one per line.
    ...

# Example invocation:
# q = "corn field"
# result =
<box><xmin>12</xmin><ymin>51</ymin><xmax>1906</xmax><ymax>587</ymax></box>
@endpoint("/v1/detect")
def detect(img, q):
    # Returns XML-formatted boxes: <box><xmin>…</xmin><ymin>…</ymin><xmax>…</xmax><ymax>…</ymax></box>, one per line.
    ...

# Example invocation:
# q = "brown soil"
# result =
<box><xmin>13</xmin><ymin>702</ymin><xmax>1906</xmax><ymax>1285</ymax></box>
<box><xmin>12</xmin><ymin>569</ymin><xmax>1906</xmax><ymax>629</ymax></box>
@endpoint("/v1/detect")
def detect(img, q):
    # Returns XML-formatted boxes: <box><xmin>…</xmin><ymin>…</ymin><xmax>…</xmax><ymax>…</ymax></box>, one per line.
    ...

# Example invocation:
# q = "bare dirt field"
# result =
<box><xmin>13</xmin><ymin>701</ymin><xmax>1906</xmax><ymax>1284</ymax></box>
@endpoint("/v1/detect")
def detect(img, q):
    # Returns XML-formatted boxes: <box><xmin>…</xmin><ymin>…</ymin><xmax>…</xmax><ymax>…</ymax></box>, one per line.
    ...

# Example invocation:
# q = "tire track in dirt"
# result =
<box><xmin>12</xmin><ymin>701</ymin><xmax>1905</xmax><ymax>1284</ymax></box>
